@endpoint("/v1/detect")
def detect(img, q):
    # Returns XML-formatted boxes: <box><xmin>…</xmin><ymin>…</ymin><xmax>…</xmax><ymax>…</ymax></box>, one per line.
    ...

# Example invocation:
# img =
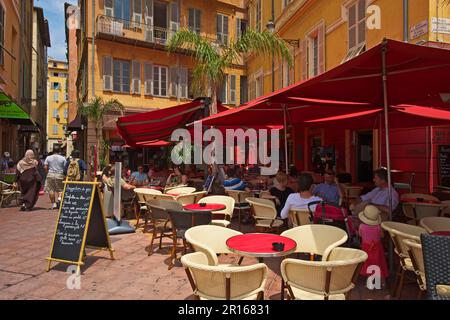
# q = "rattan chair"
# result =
<box><xmin>381</xmin><ymin>221</ymin><xmax>426</xmax><ymax>298</ymax></box>
<box><xmin>198</xmin><ymin>196</ymin><xmax>235</xmax><ymax>228</ymax></box>
<box><xmin>225</xmin><ymin>190</ymin><xmax>253</xmax><ymax>230</ymax></box>
<box><xmin>281</xmin><ymin>225</ymin><xmax>348</xmax><ymax>261</ymax></box>
<box><xmin>167</xmin><ymin>209</ymin><xmax>212</xmax><ymax>270</ymax></box>
<box><xmin>403</xmin><ymin>238</ymin><xmax>426</xmax><ymax>298</ymax></box>
<box><xmin>420</xmin><ymin>217</ymin><xmax>450</xmax><ymax>233</ymax></box>
<box><xmin>154</xmin><ymin>194</ymin><xmax>177</xmax><ymax>202</ymax></box>
<box><xmin>281</xmin><ymin>247</ymin><xmax>367</xmax><ymax>300</ymax></box>
<box><xmin>192</xmin><ymin>191</ymin><xmax>208</xmax><ymax>203</ymax></box>
<box><xmin>421</xmin><ymin>233</ymin><xmax>450</xmax><ymax>300</ymax></box>
<box><xmin>342</xmin><ymin>185</ymin><xmax>363</xmax><ymax>206</ymax></box>
<box><xmin>167</xmin><ymin>187</ymin><xmax>196</xmax><ymax>195</ymax></box>
<box><xmin>176</xmin><ymin>193</ymin><xmax>197</xmax><ymax>206</ymax></box>
<box><xmin>181</xmin><ymin>252</ymin><xmax>267</xmax><ymax>300</ymax></box>
<box><xmin>402</xmin><ymin>202</ymin><xmax>446</xmax><ymax>225</ymax></box>
<box><xmin>289</xmin><ymin>209</ymin><xmax>313</xmax><ymax>227</ymax></box>
<box><xmin>0</xmin><ymin>181</ymin><xmax>20</xmax><ymax>208</ymax></box>
<box><xmin>246</xmin><ymin>197</ymin><xmax>283</xmax><ymax>233</ymax></box>
<box><xmin>185</xmin><ymin>225</ymin><xmax>243</xmax><ymax>266</ymax></box>
<box><xmin>147</xmin><ymin>205</ymin><xmax>173</xmax><ymax>256</ymax></box>
<box><xmin>134</xmin><ymin>188</ymin><xmax>162</xmax><ymax>228</ymax></box>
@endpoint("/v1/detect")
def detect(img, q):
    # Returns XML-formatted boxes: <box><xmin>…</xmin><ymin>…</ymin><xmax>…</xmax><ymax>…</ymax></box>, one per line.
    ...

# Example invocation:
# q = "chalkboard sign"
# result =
<box><xmin>46</xmin><ymin>180</ymin><xmax>114</xmax><ymax>274</ymax></box>
<box><xmin>439</xmin><ymin>145</ymin><xmax>450</xmax><ymax>188</ymax></box>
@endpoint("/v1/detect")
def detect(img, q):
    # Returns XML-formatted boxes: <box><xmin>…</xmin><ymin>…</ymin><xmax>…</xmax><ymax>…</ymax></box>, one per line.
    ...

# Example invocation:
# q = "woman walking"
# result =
<box><xmin>15</xmin><ymin>150</ymin><xmax>42</xmax><ymax>211</ymax></box>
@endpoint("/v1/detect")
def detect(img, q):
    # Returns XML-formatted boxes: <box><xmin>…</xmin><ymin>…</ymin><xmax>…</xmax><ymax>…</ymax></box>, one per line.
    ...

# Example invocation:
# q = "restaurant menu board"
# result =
<box><xmin>439</xmin><ymin>145</ymin><xmax>450</xmax><ymax>187</ymax></box>
<box><xmin>46</xmin><ymin>181</ymin><xmax>114</xmax><ymax>274</ymax></box>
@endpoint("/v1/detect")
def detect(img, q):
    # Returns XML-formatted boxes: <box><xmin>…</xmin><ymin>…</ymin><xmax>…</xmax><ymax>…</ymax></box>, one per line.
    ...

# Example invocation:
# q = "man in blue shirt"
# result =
<box><xmin>130</xmin><ymin>166</ymin><xmax>149</xmax><ymax>187</ymax></box>
<box><xmin>223</xmin><ymin>167</ymin><xmax>248</xmax><ymax>191</ymax></box>
<box><xmin>313</xmin><ymin>169</ymin><xmax>343</xmax><ymax>206</ymax></box>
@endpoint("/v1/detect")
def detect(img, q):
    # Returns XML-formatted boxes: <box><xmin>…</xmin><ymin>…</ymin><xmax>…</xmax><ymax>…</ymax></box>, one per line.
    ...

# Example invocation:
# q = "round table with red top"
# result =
<box><xmin>431</xmin><ymin>231</ymin><xmax>450</xmax><ymax>236</ymax></box>
<box><xmin>226</xmin><ymin>233</ymin><xmax>297</xmax><ymax>262</ymax></box>
<box><xmin>183</xmin><ymin>203</ymin><xmax>227</xmax><ymax>212</ymax></box>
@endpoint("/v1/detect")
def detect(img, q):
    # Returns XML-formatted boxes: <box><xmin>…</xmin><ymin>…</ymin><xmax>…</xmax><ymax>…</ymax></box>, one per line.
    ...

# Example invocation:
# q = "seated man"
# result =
<box><xmin>313</xmin><ymin>169</ymin><xmax>343</xmax><ymax>207</ymax></box>
<box><xmin>130</xmin><ymin>165</ymin><xmax>149</xmax><ymax>187</ymax></box>
<box><xmin>280</xmin><ymin>173</ymin><xmax>323</xmax><ymax>220</ymax></box>
<box><xmin>351</xmin><ymin>168</ymin><xmax>399</xmax><ymax>220</ymax></box>
<box><xmin>223</xmin><ymin>167</ymin><xmax>248</xmax><ymax>191</ymax></box>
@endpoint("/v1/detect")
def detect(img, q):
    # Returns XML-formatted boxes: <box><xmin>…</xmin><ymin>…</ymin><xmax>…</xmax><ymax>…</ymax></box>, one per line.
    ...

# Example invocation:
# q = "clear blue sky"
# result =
<box><xmin>35</xmin><ymin>0</ymin><xmax>76</xmax><ymax>61</ymax></box>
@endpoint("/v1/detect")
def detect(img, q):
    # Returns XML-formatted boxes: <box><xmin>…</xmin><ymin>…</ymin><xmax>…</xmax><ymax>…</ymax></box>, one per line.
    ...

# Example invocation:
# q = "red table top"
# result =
<box><xmin>184</xmin><ymin>204</ymin><xmax>226</xmax><ymax>212</ymax></box>
<box><xmin>226</xmin><ymin>234</ymin><xmax>297</xmax><ymax>258</ymax></box>
<box><xmin>401</xmin><ymin>198</ymin><xmax>440</xmax><ymax>204</ymax></box>
<box><xmin>431</xmin><ymin>231</ymin><xmax>450</xmax><ymax>236</ymax></box>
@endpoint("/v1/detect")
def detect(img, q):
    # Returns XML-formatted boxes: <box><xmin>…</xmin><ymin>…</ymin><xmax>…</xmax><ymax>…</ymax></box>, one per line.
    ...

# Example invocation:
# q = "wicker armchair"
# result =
<box><xmin>420</xmin><ymin>217</ymin><xmax>450</xmax><ymax>233</ymax></box>
<box><xmin>147</xmin><ymin>205</ymin><xmax>173</xmax><ymax>257</ymax></box>
<box><xmin>281</xmin><ymin>247</ymin><xmax>367</xmax><ymax>300</ymax></box>
<box><xmin>198</xmin><ymin>196</ymin><xmax>235</xmax><ymax>228</ymax></box>
<box><xmin>167</xmin><ymin>209</ymin><xmax>212</xmax><ymax>270</ymax></box>
<box><xmin>421</xmin><ymin>233</ymin><xmax>450</xmax><ymax>300</ymax></box>
<box><xmin>403</xmin><ymin>239</ymin><xmax>426</xmax><ymax>298</ymax></box>
<box><xmin>181</xmin><ymin>252</ymin><xmax>267</xmax><ymax>300</ymax></box>
<box><xmin>281</xmin><ymin>225</ymin><xmax>348</xmax><ymax>261</ymax></box>
<box><xmin>166</xmin><ymin>187</ymin><xmax>196</xmax><ymax>195</ymax></box>
<box><xmin>225</xmin><ymin>190</ymin><xmax>253</xmax><ymax>230</ymax></box>
<box><xmin>289</xmin><ymin>209</ymin><xmax>313</xmax><ymax>227</ymax></box>
<box><xmin>246</xmin><ymin>197</ymin><xmax>284</xmax><ymax>233</ymax></box>
<box><xmin>185</xmin><ymin>225</ymin><xmax>243</xmax><ymax>266</ymax></box>
<box><xmin>381</xmin><ymin>221</ymin><xmax>426</xmax><ymax>298</ymax></box>
<box><xmin>176</xmin><ymin>193</ymin><xmax>197</xmax><ymax>206</ymax></box>
<box><xmin>134</xmin><ymin>188</ymin><xmax>162</xmax><ymax>228</ymax></box>
<box><xmin>402</xmin><ymin>202</ymin><xmax>447</xmax><ymax>225</ymax></box>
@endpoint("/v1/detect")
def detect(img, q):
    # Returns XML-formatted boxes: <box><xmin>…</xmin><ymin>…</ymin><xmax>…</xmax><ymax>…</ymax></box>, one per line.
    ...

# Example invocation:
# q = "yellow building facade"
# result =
<box><xmin>47</xmin><ymin>59</ymin><xmax>69</xmax><ymax>153</ymax></box>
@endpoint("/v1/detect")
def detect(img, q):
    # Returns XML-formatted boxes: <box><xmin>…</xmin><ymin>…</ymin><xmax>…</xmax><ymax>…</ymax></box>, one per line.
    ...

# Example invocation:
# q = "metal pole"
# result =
<box><xmin>283</xmin><ymin>104</ymin><xmax>289</xmax><ymax>173</ymax></box>
<box><xmin>92</xmin><ymin>0</ymin><xmax>96</xmax><ymax>94</ymax></box>
<box><xmin>381</xmin><ymin>40</ymin><xmax>394</xmax><ymax>273</ymax></box>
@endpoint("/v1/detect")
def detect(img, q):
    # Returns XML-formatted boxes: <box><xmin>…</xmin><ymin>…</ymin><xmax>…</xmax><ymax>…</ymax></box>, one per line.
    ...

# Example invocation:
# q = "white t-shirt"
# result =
<box><xmin>280</xmin><ymin>193</ymin><xmax>323</xmax><ymax>219</ymax></box>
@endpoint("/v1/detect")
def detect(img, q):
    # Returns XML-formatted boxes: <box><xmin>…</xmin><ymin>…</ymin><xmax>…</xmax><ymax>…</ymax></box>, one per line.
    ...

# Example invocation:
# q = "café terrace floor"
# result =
<box><xmin>0</xmin><ymin>196</ymin><xmax>420</xmax><ymax>300</ymax></box>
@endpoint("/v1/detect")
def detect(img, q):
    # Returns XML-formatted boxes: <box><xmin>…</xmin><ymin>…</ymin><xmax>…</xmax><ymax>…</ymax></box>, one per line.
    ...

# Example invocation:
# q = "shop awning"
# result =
<box><xmin>117</xmin><ymin>100</ymin><xmax>228</xmax><ymax>147</ymax></box>
<box><xmin>0</xmin><ymin>92</ymin><xmax>36</xmax><ymax>125</ymax></box>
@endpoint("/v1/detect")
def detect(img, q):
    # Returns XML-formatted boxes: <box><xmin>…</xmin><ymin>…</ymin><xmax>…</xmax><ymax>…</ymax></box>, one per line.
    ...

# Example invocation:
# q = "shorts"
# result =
<box><xmin>44</xmin><ymin>172</ymin><xmax>65</xmax><ymax>193</ymax></box>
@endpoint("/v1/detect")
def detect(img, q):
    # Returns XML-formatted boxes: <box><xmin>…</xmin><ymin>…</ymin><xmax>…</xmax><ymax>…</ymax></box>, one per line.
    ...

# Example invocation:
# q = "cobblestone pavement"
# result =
<box><xmin>0</xmin><ymin>195</ymin><xmax>420</xmax><ymax>300</ymax></box>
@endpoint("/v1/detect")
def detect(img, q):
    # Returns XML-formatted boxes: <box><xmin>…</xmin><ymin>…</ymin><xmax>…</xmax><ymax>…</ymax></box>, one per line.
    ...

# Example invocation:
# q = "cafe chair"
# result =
<box><xmin>281</xmin><ymin>225</ymin><xmax>348</xmax><ymax>261</ymax></box>
<box><xmin>381</xmin><ymin>221</ymin><xmax>426</xmax><ymax>298</ymax></box>
<box><xmin>246</xmin><ymin>197</ymin><xmax>284</xmax><ymax>233</ymax></box>
<box><xmin>134</xmin><ymin>188</ymin><xmax>162</xmax><ymax>229</ymax></box>
<box><xmin>289</xmin><ymin>209</ymin><xmax>313</xmax><ymax>227</ymax></box>
<box><xmin>167</xmin><ymin>187</ymin><xmax>196</xmax><ymax>195</ymax></box>
<box><xmin>176</xmin><ymin>193</ymin><xmax>197</xmax><ymax>206</ymax></box>
<box><xmin>342</xmin><ymin>185</ymin><xmax>363</xmax><ymax>207</ymax></box>
<box><xmin>185</xmin><ymin>225</ymin><xmax>243</xmax><ymax>266</ymax></box>
<box><xmin>225</xmin><ymin>190</ymin><xmax>253</xmax><ymax>230</ymax></box>
<box><xmin>421</xmin><ymin>233</ymin><xmax>450</xmax><ymax>300</ymax></box>
<box><xmin>198</xmin><ymin>196</ymin><xmax>235</xmax><ymax>228</ymax></box>
<box><xmin>167</xmin><ymin>209</ymin><xmax>212</xmax><ymax>270</ymax></box>
<box><xmin>420</xmin><ymin>217</ymin><xmax>450</xmax><ymax>233</ymax></box>
<box><xmin>147</xmin><ymin>205</ymin><xmax>173</xmax><ymax>257</ymax></box>
<box><xmin>192</xmin><ymin>191</ymin><xmax>207</xmax><ymax>203</ymax></box>
<box><xmin>281</xmin><ymin>247</ymin><xmax>367</xmax><ymax>300</ymax></box>
<box><xmin>181</xmin><ymin>252</ymin><xmax>267</xmax><ymax>300</ymax></box>
<box><xmin>0</xmin><ymin>181</ymin><xmax>20</xmax><ymax>208</ymax></box>
<box><xmin>403</xmin><ymin>239</ymin><xmax>426</xmax><ymax>299</ymax></box>
<box><xmin>402</xmin><ymin>202</ymin><xmax>447</xmax><ymax>225</ymax></box>
<box><xmin>394</xmin><ymin>172</ymin><xmax>415</xmax><ymax>193</ymax></box>
<box><xmin>154</xmin><ymin>194</ymin><xmax>177</xmax><ymax>202</ymax></box>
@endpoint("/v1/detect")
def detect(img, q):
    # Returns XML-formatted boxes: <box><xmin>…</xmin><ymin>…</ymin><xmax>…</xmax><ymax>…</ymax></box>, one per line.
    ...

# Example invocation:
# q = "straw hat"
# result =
<box><xmin>358</xmin><ymin>205</ymin><xmax>382</xmax><ymax>226</ymax></box>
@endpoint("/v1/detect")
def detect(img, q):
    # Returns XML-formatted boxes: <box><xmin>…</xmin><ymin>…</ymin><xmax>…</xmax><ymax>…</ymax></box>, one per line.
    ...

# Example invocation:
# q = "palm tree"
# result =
<box><xmin>79</xmin><ymin>97</ymin><xmax>125</xmax><ymax>169</ymax></box>
<box><xmin>167</xmin><ymin>28</ymin><xmax>293</xmax><ymax>114</ymax></box>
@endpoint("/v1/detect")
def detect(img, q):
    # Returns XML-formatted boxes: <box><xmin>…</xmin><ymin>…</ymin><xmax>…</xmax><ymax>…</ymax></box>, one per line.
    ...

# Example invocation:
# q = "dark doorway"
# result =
<box><xmin>154</xmin><ymin>1</ymin><xmax>168</xmax><ymax>42</ymax></box>
<box><xmin>356</xmin><ymin>131</ymin><xmax>373</xmax><ymax>182</ymax></box>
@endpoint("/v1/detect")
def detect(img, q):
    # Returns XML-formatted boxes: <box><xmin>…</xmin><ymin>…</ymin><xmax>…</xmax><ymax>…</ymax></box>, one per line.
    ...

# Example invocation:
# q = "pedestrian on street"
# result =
<box><xmin>64</xmin><ymin>150</ymin><xmax>87</xmax><ymax>181</ymax></box>
<box><xmin>44</xmin><ymin>145</ymin><xmax>67</xmax><ymax>210</ymax></box>
<box><xmin>15</xmin><ymin>150</ymin><xmax>42</xmax><ymax>211</ymax></box>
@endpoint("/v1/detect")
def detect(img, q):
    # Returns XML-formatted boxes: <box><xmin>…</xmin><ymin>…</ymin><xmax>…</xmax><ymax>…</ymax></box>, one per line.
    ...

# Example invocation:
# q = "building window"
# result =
<box><xmin>170</xmin><ymin>67</ymin><xmax>188</xmax><ymax>99</ymax></box>
<box><xmin>153</xmin><ymin>65</ymin><xmax>168</xmax><ymax>97</ymax></box>
<box><xmin>240</xmin><ymin>76</ymin><xmax>248</xmax><ymax>104</ymax></box>
<box><xmin>53</xmin><ymin>109</ymin><xmax>59</xmax><ymax>118</ymax></box>
<box><xmin>0</xmin><ymin>4</ymin><xmax>4</xmax><ymax>66</ymax></box>
<box><xmin>53</xmin><ymin>62</ymin><xmax>57</xmax><ymax>68</ymax></box>
<box><xmin>217</xmin><ymin>75</ymin><xmax>228</xmax><ymax>104</ymax></box>
<box><xmin>236</xmin><ymin>18</ymin><xmax>247</xmax><ymax>39</ymax></box>
<box><xmin>344</xmin><ymin>0</ymin><xmax>366</xmax><ymax>62</ymax></box>
<box><xmin>53</xmin><ymin>92</ymin><xmax>59</xmax><ymax>102</ymax></box>
<box><xmin>53</xmin><ymin>72</ymin><xmax>59</xmax><ymax>77</ymax></box>
<box><xmin>114</xmin><ymin>0</ymin><xmax>131</xmax><ymax>25</ymax></box>
<box><xmin>255</xmin><ymin>0</ymin><xmax>262</xmax><ymax>32</ymax></box>
<box><xmin>188</xmin><ymin>8</ymin><xmax>201</xmax><ymax>34</ymax></box>
<box><xmin>52</xmin><ymin>125</ymin><xmax>58</xmax><ymax>135</ymax></box>
<box><xmin>255</xmin><ymin>72</ymin><xmax>263</xmax><ymax>98</ymax></box>
<box><xmin>53</xmin><ymin>82</ymin><xmax>61</xmax><ymax>90</ymax></box>
<box><xmin>282</xmin><ymin>60</ymin><xmax>290</xmax><ymax>88</ymax></box>
<box><xmin>113</xmin><ymin>60</ymin><xmax>131</xmax><ymax>93</ymax></box>
<box><xmin>216</xmin><ymin>14</ymin><xmax>229</xmax><ymax>45</ymax></box>
<box><xmin>229</xmin><ymin>74</ymin><xmax>236</xmax><ymax>105</ymax></box>
<box><xmin>64</xmin><ymin>109</ymin><xmax>68</xmax><ymax>119</ymax></box>
<box><xmin>308</xmin><ymin>35</ymin><xmax>319</xmax><ymax>78</ymax></box>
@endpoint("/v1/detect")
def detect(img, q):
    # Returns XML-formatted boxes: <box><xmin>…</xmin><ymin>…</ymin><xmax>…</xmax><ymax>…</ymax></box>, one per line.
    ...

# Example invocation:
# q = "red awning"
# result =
<box><xmin>117</xmin><ymin>100</ymin><xmax>227</xmax><ymax>147</ymax></box>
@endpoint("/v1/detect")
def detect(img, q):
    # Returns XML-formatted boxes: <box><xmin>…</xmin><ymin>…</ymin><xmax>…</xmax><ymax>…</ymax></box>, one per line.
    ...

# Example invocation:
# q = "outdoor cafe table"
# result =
<box><xmin>183</xmin><ymin>204</ymin><xmax>226</xmax><ymax>212</ymax></box>
<box><xmin>226</xmin><ymin>233</ymin><xmax>297</xmax><ymax>263</ymax></box>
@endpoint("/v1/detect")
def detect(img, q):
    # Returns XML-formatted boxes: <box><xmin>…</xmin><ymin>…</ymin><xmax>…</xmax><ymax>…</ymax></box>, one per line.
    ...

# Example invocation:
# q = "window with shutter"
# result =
<box><xmin>103</xmin><ymin>56</ymin><xmax>113</xmax><ymax>91</ymax></box>
<box><xmin>217</xmin><ymin>75</ymin><xmax>228</xmax><ymax>104</ymax></box>
<box><xmin>230</xmin><ymin>75</ymin><xmax>236</xmax><ymax>105</ymax></box>
<box><xmin>132</xmin><ymin>61</ymin><xmax>141</xmax><ymax>94</ymax></box>
<box><xmin>347</xmin><ymin>0</ymin><xmax>366</xmax><ymax>51</ymax></box>
<box><xmin>255</xmin><ymin>0</ymin><xmax>262</xmax><ymax>32</ymax></box>
<box><xmin>113</xmin><ymin>60</ymin><xmax>131</xmax><ymax>93</ymax></box>
<box><xmin>169</xmin><ymin>1</ymin><xmax>179</xmax><ymax>39</ymax></box>
<box><xmin>144</xmin><ymin>0</ymin><xmax>153</xmax><ymax>42</ymax></box>
<box><xmin>300</xmin><ymin>39</ymin><xmax>307</xmax><ymax>81</ymax></box>
<box><xmin>170</xmin><ymin>67</ymin><xmax>178</xmax><ymax>97</ymax></box>
<box><xmin>144</xmin><ymin>63</ymin><xmax>153</xmax><ymax>95</ymax></box>
<box><xmin>188</xmin><ymin>8</ymin><xmax>201</xmax><ymax>34</ymax></box>
<box><xmin>153</xmin><ymin>65</ymin><xmax>168</xmax><ymax>97</ymax></box>
<box><xmin>105</xmin><ymin>0</ymin><xmax>114</xmax><ymax>17</ymax></box>
<box><xmin>180</xmin><ymin>68</ymin><xmax>188</xmax><ymax>99</ymax></box>
<box><xmin>217</xmin><ymin>14</ymin><xmax>229</xmax><ymax>45</ymax></box>
<box><xmin>236</xmin><ymin>18</ymin><xmax>247</xmax><ymax>39</ymax></box>
<box><xmin>133</xmin><ymin>0</ymin><xmax>142</xmax><ymax>27</ymax></box>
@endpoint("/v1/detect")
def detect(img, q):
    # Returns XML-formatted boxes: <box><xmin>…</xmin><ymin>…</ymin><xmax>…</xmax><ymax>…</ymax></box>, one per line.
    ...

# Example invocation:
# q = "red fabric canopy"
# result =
<box><xmin>199</xmin><ymin>39</ymin><xmax>450</xmax><ymax>128</ymax></box>
<box><xmin>117</xmin><ymin>100</ymin><xmax>227</xmax><ymax>147</ymax></box>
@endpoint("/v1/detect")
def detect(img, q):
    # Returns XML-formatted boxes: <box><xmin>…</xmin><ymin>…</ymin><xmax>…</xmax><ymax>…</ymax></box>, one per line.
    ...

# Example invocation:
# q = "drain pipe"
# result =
<box><xmin>403</xmin><ymin>0</ymin><xmax>409</xmax><ymax>42</ymax></box>
<box><xmin>92</xmin><ymin>0</ymin><xmax>96</xmax><ymax>94</ymax></box>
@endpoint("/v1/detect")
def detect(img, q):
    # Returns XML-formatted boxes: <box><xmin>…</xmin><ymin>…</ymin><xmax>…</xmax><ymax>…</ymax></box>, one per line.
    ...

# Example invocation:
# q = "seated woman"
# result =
<box><xmin>270</xmin><ymin>171</ymin><xmax>294</xmax><ymax>216</ymax></box>
<box><xmin>280</xmin><ymin>172</ymin><xmax>323</xmax><ymax>220</ymax></box>
<box><xmin>166</xmin><ymin>166</ymin><xmax>182</xmax><ymax>188</ymax></box>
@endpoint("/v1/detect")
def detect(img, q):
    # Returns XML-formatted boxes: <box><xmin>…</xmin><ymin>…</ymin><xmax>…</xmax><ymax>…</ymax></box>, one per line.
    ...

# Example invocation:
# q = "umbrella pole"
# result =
<box><xmin>381</xmin><ymin>40</ymin><xmax>394</xmax><ymax>274</ymax></box>
<box><xmin>283</xmin><ymin>104</ymin><xmax>289</xmax><ymax>173</ymax></box>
